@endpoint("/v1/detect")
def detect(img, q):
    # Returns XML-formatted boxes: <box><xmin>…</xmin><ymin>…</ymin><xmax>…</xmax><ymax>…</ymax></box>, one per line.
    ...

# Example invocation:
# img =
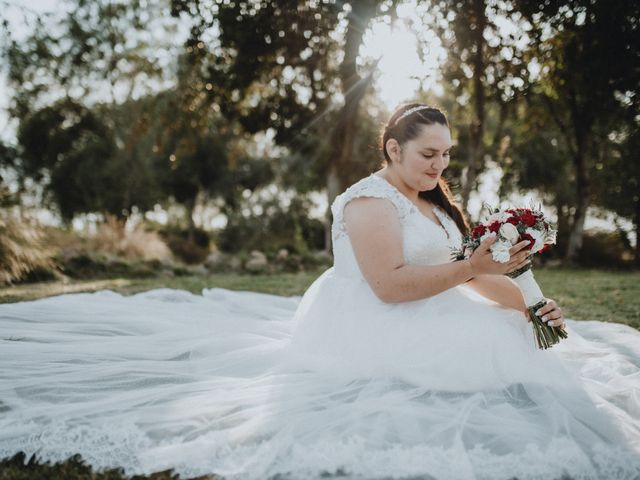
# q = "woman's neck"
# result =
<box><xmin>375</xmin><ymin>167</ymin><xmax>421</xmax><ymax>203</ymax></box>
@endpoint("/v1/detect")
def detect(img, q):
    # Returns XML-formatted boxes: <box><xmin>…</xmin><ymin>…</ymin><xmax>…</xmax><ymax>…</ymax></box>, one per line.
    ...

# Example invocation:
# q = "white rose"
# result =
<box><xmin>488</xmin><ymin>211</ymin><xmax>511</xmax><ymax>223</ymax></box>
<box><xmin>480</xmin><ymin>230</ymin><xmax>497</xmax><ymax>243</ymax></box>
<box><xmin>526</xmin><ymin>227</ymin><xmax>545</xmax><ymax>252</ymax></box>
<box><xmin>499</xmin><ymin>223</ymin><xmax>520</xmax><ymax>245</ymax></box>
<box><xmin>490</xmin><ymin>239</ymin><xmax>512</xmax><ymax>263</ymax></box>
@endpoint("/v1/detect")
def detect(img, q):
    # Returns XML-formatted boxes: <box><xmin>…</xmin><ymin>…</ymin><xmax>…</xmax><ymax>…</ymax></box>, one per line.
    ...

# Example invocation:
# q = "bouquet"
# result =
<box><xmin>451</xmin><ymin>202</ymin><xmax>568</xmax><ymax>350</ymax></box>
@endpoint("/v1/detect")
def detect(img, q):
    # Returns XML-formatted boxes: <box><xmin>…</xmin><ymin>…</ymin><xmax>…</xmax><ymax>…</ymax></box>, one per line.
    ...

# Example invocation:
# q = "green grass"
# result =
<box><xmin>1</xmin><ymin>266</ymin><xmax>639</xmax><ymax>330</ymax></box>
<box><xmin>533</xmin><ymin>267</ymin><xmax>640</xmax><ymax>331</ymax></box>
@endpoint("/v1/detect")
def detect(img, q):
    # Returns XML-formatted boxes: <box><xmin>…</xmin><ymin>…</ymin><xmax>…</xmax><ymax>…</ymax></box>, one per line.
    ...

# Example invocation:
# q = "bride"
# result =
<box><xmin>1</xmin><ymin>103</ymin><xmax>639</xmax><ymax>480</ymax></box>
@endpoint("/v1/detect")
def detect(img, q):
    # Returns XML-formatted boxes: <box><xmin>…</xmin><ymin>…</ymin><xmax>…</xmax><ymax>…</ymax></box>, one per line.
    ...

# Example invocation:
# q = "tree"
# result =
<box><xmin>1</xmin><ymin>0</ymin><xmax>168</xmax><ymax>117</ymax></box>
<box><xmin>168</xmin><ymin>0</ymin><xmax>392</xmax><ymax>250</ymax></box>
<box><xmin>514</xmin><ymin>0</ymin><xmax>640</xmax><ymax>261</ymax></box>
<box><xmin>428</xmin><ymin>0</ymin><xmax>530</xmax><ymax>211</ymax></box>
<box><xmin>590</xmin><ymin>123</ymin><xmax>640</xmax><ymax>265</ymax></box>
<box><xmin>504</xmin><ymin>98</ymin><xmax>576</xmax><ymax>255</ymax></box>
<box><xmin>15</xmin><ymin>98</ymin><xmax>159</xmax><ymax>222</ymax></box>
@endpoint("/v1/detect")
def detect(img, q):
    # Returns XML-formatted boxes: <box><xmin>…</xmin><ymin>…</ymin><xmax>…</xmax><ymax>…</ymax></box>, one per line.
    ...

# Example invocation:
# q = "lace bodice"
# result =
<box><xmin>330</xmin><ymin>173</ymin><xmax>463</xmax><ymax>279</ymax></box>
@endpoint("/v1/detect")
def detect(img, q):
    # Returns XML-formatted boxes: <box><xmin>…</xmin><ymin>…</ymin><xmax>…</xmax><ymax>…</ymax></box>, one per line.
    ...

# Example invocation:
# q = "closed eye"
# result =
<box><xmin>423</xmin><ymin>152</ymin><xmax>451</xmax><ymax>158</ymax></box>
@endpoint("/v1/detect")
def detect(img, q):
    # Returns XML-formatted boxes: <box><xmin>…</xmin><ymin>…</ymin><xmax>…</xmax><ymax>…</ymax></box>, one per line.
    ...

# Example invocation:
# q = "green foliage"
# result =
<box><xmin>510</xmin><ymin>0</ymin><xmax>640</xmax><ymax>259</ymax></box>
<box><xmin>16</xmin><ymin>98</ymin><xmax>159</xmax><ymax>221</ymax></box>
<box><xmin>58</xmin><ymin>252</ymin><xmax>162</xmax><ymax>280</ymax></box>
<box><xmin>1</xmin><ymin>0</ymin><xmax>163</xmax><ymax>118</ymax></box>
<box><xmin>505</xmin><ymin>106</ymin><xmax>576</xmax><ymax>254</ymax></box>
<box><xmin>218</xmin><ymin>194</ymin><xmax>324</xmax><ymax>255</ymax></box>
<box><xmin>148</xmin><ymin>85</ymin><xmax>229</xmax><ymax>213</ymax></box>
<box><xmin>590</xmin><ymin>125</ymin><xmax>640</xmax><ymax>231</ymax></box>
<box><xmin>578</xmin><ymin>230</ymin><xmax>635</xmax><ymax>269</ymax></box>
<box><xmin>158</xmin><ymin>226</ymin><xmax>211</xmax><ymax>265</ymax></box>
<box><xmin>169</xmin><ymin>0</ymin><xmax>342</xmax><ymax>144</ymax></box>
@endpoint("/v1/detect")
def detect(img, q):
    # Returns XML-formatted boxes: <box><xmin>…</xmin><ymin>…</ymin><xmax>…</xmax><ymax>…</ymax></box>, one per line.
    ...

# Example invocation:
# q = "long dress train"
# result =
<box><xmin>1</xmin><ymin>172</ymin><xmax>639</xmax><ymax>480</ymax></box>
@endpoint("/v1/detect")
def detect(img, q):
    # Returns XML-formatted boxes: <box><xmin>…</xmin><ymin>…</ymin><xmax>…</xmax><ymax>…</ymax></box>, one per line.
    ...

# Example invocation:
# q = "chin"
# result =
<box><xmin>419</xmin><ymin>182</ymin><xmax>438</xmax><ymax>192</ymax></box>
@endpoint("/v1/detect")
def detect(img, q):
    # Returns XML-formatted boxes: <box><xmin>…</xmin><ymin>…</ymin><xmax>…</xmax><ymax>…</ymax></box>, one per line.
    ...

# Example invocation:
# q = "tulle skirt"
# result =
<box><xmin>1</xmin><ymin>267</ymin><xmax>639</xmax><ymax>480</ymax></box>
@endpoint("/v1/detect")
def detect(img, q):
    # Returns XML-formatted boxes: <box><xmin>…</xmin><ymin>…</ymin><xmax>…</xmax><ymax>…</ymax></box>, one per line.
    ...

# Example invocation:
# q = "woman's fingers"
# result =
<box><xmin>509</xmin><ymin>240</ymin><xmax>532</xmax><ymax>255</ymax></box>
<box><xmin>505</xmin><ymin>250</ymin><xmax>531</xmax><ymax>273</ymax></box>
<box><xmin>546</xmin><ymin>317</ymin><xmax>565</xmax><ymax>327</ymax></box>
<box><xmin>536</xmin><ymin>299</ymin><xmax>557</xmax><ymax>317</ymax></box>
<box><xmin>481</xmin><ymin>235</ymin><xmax>498</xmax><ymax>251</ymax></box>
<box><xmin>536</xmin><ymin>299</ymin><xmax>565</xmax><ymax>327</ymax></box>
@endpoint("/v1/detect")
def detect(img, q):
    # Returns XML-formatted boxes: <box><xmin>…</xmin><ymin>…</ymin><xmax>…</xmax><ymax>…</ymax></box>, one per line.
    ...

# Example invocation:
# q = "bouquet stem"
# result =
<box><xmin>508</xmin><ymin>267</ymin><xmax>568</xmax><ymax>349</ymax></box>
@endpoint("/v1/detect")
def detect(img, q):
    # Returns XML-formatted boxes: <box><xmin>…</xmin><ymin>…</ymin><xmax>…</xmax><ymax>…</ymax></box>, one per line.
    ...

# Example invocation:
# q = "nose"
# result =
<box><xmin>432</xmin><ymin>153</ymin><xmax>447</xmax><ymax>171</ymax></box>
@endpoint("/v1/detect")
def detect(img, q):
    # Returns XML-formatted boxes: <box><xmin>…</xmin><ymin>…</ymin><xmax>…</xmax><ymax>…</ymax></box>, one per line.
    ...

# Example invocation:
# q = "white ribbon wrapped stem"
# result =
<box><xmin>512</xmin><ymin>269</ymin><xmax>545</xmax><ymax>307</ymax></box>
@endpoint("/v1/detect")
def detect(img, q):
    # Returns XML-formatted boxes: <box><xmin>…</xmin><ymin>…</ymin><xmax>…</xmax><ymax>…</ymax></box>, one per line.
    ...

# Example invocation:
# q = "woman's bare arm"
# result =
<box><xmin>465</xmin><ymin>274</ymin><xmax>528</xmax><ymax>316</ymax></box>
<box><xmin>343</xmin><ymin>197</ymin><xmax>532</xmax><ymax>304</ymax></box>
<box><xmin>344</xmin><ymin>197</ymin><xmax>475</xmax><ymax>303</ymax></box>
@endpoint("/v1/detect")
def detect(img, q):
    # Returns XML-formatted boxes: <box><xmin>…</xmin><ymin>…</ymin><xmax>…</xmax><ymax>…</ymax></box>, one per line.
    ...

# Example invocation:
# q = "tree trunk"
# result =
<box><xmin>635</xmin><ymin>195</ymin><xmax>640</xmax><ymax>267</ymax></box>
<box><xmin>554</xmin><ymin>201</ymin><xmax>570</xmax><ymax>258</ymax></box>
<box><xmin>460</xmin><ymin>0</ymin><xmax>487</xmax><ymax>212</ymax></box>
<box><xmin>324</xmin><ymin>164</ymin><xmax>342</xmax><ymax>251</ymax></box>
<box><xmin>565</xmin><ymin>150</ymin><xmax>590</xmax><ymax>262</ymax></box>
<box><xmin>185</xmin><ymin>196</ymin><xmax>197</xmax><ymax>243</ymax></box>
<box><xmin>323</xmin><ymin>0</ymin><xmax>379</xmax><ymax>254</ymax></box>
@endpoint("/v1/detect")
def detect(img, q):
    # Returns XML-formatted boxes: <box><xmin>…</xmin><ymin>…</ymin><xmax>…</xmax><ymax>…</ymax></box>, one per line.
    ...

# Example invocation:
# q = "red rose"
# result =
<box><xmin>488</xmin><ymin>221</ymin><xmax>501</xmax><ymax>233</ymax></box>
<box><xmin>519</xmin><ymin>232</ymin><xmax>535</xmax><ymax>250</ymax></box>
<box><xmin>538</xmin><ymin>243</ymin><xmax>550</xmax><ymax>254</ymax></box>
<box><xmin>521</xmin><ymin>212</ymin><xmax>537</xmax><ymax>227</ymax></box>
<box><xmin>471</xmin><ymin>225</ymin><xmax>486</xmax><ymax>238</ymax></box>
<box><xmin>506</xmin><ymin>216</ymin><xmax>519</xmax><ymax>226</ymax></box>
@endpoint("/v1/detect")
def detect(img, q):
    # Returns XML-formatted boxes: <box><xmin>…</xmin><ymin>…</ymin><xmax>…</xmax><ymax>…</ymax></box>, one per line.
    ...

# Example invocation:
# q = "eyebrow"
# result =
<box><xmin>421</xmin><ymin>147</ymin><xmax>453</xmax><ymax>152</ymax></box>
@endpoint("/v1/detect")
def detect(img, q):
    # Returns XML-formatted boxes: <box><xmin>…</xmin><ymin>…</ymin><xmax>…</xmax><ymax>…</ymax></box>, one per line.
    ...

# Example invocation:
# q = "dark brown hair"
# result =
<box><xmin>379</xmin><ymin>102</ymin><xmax>470</xmax><ymax>236</ymax></box>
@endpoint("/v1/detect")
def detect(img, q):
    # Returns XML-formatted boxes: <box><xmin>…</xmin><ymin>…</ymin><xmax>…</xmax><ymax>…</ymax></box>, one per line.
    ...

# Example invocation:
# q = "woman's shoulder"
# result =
<box><xmin>331</xmin><ymin>173</ymin><xmax>410</xmax><ymax>221</ymax></box>
<box><xmin>332</xmin><ymin>174</ymin><xmax>384</xmax><ymax>211</ymax></box>
<box><xmin>336</xmin><ymin>173</ymin><xmax>398</xmax><ymax>202</ymax></box>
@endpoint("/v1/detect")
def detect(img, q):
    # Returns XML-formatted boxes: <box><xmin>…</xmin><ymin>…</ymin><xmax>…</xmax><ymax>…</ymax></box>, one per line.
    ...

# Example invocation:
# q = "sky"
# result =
<box><xmin>1</xmin><ymin>0</ymin><xmax>64</xmax><ymax>143</ymax></box>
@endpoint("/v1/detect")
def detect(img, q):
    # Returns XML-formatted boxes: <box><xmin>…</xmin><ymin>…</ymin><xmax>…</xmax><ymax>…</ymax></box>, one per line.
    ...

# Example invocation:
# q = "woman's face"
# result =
<box><xmin>387</xmin><ymin>123</ymin><xmax>452</xmax><ymax>191</ymax></box>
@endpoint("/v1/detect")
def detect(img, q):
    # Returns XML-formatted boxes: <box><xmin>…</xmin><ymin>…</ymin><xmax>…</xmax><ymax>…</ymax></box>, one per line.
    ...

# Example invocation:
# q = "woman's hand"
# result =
<box><xmin>469</xmin><ymin>236</ymin><xmax>532</xmax><ymax>276</ymax></box>
<box><xmin>529</xmin><ymin>298</ymin><xmax>566</xmax><ymax>328</ymax></box>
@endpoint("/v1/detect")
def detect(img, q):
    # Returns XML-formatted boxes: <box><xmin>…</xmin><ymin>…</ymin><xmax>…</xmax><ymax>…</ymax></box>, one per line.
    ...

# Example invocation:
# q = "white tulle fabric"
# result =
<box><xmin>1</xmin><ymin>173</ymin><xmax>639</xmax><ymax>480</ymax></box>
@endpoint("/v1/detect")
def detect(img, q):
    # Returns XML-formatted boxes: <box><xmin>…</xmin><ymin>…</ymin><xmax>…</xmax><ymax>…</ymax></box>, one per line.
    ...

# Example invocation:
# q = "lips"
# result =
<box><xmin>426</xmin><ymin>172</ymin><xmax>439</xmax><ymax>178</ymax></box>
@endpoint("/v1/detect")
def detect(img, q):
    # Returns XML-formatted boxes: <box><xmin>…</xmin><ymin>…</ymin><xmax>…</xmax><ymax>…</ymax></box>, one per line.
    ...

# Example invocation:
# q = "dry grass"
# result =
<box><xmin>0</xmin><ymin>212</ymin><xmax>57</xmax><ymax>285</ymax></box>
<box><xmin>87</xmin><ymin>215</ymin><xmax>171</xmax><ymax>260</ymax></box>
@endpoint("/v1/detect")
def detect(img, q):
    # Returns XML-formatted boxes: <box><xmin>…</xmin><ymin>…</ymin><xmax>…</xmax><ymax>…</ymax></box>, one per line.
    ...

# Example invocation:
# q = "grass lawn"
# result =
<box><xmin>533</xmin><ymin>267</ymin><xmax>640</xmax><ymax>331</ymax></box>
<box><xmin>1</xmin><ymin>266</ymin><xmax>639</xmax><ymax>331</ymax></box>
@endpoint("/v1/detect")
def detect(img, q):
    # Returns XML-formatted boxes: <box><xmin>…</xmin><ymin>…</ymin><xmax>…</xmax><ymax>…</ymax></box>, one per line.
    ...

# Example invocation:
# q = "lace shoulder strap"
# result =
<box><xmin>331</xmin><ymin>174</ymin><xmax>412</xmax><ymax>242</ymax></box>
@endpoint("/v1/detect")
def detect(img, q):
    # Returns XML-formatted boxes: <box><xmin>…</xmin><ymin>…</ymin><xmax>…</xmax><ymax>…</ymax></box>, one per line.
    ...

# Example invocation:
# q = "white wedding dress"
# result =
<box><xmin>1</xmin><ymin>172</ymin><xmax>639</xmax><ymax>480</ymax></box>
